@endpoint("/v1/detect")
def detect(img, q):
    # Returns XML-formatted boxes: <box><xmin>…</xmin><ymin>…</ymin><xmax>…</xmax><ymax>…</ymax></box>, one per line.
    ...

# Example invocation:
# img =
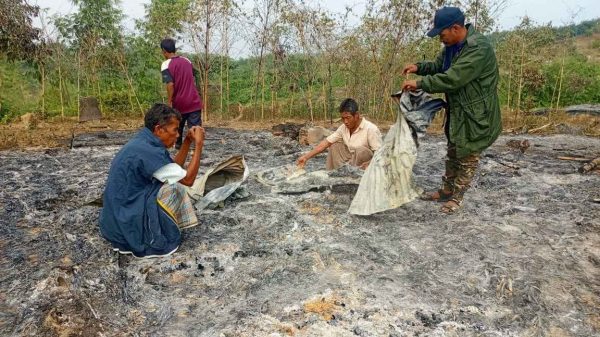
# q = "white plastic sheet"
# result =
<box><xmin>348</xmin><ymin>111</ymin><xmax>421</xmax><ymax>215</ymax></box>
<box><xmin>348</xmin><ymin>91</ymin><xmax>444</xmax><ymax>215</ymax></box>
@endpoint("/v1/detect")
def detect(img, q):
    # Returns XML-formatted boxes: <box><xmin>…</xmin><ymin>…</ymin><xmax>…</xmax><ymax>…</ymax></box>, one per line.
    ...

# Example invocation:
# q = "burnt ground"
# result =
<box><xmin>0</xmin><ymin>128</ymin><xmax>599</xmax><ymax>337</ymax></box>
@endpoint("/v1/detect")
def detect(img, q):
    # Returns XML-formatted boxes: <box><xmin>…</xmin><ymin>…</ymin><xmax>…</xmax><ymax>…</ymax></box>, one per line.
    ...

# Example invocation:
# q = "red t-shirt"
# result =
<box><xmin>161</xmin><ymin>56</ymin><xmax>203</xmax><ymax>114</ymax></box>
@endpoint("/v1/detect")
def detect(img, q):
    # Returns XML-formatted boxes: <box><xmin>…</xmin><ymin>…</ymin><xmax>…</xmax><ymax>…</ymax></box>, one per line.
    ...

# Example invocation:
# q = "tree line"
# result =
<box><xmin>0</xmin><ymin>0</ymin><xmax>599</xmax><ymax>123</ymax></box>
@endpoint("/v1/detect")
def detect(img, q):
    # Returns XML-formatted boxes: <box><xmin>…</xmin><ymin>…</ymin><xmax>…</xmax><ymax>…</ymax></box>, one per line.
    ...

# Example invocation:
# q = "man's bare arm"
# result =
<box><xmin>296</xmin><ymin>139</ymin><xmax>332</xmax><ymax>167</ymax></box>
<box><xmin>179</xmin><ymin>127</ymin><xmax>205</xmax><ymax>187</ymax></box>
<box><xmin>173</xmin><ymin>136</ymin><xmax>191</xmax><ymax>166</ymax></box>
<box><xmin>166</xmin><ymin>82</ymin><xmax>174</xmax><ymax>107</ymax></box>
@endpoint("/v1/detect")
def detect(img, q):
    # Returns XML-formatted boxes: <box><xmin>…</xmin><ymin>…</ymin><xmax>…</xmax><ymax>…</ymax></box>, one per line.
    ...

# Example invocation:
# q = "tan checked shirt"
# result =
<box><xmin>326</xmin><ymin>118</ymin><xmax>382</xmax><ymax>152</ymax></box>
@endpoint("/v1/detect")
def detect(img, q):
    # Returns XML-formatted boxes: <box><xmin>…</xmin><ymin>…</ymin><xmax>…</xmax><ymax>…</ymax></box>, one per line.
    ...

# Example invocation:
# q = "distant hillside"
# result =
<box><xmin>489</xmin><ymin>18</ymin><xmax>600</xmax><ymax>44</ymax></box>
<box><xmin>555</xmin><ymin>18</ymin><xmax>600</xmax><ymax>38</ymax></box>
<box><xmin>574</xmin><ymin>33</ymin><xmax>600</xmax><ymax>64</ymax></box>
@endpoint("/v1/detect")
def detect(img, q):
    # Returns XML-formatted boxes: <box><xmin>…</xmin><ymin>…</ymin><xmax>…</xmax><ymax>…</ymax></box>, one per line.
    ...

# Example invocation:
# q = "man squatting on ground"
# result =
<box><xmin>401</xmin><ymin>6</ymin><xmax>502</xmax><ymax>214</ymax></box>
<box><xmin>160</xmin><ymin>38</ymin><xmax>204</xmax><ymax>150</ymax></box>
<box><xmin>100</xmin><ymin>104</ymin><xmax>205</xmax><ymax>258</ymax></box>
<box><xmin>296</xmin><ymin>98</ymin><xmax>383</xmax><ymax>171</ymax></box>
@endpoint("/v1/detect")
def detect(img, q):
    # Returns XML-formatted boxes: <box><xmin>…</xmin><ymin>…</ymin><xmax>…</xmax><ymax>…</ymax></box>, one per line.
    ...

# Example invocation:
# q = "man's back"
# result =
<box><xmin>161</xmin><ymin>56</ymin><xmax>203</xmax><ymax>114</ymax></box>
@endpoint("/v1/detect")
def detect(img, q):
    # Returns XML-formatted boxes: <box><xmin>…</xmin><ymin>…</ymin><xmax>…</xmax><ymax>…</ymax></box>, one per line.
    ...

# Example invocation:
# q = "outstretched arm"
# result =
<box><xmin>296</xmin><ymin>139</ymin><xmax>332</xmax><ymax>168</ymax></box>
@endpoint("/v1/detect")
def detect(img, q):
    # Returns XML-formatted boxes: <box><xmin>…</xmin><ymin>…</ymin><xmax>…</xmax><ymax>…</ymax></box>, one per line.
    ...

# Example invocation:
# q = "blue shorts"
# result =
<box><xmin>177</xmin><ymin>110</ymin><xmax>202</xmax><ymax>145</ymax></box>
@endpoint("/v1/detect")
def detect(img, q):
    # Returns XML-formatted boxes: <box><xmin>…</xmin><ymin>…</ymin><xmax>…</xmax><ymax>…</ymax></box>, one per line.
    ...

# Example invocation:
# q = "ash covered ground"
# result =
<box><xmin>0</xmin><ymin>128</ymin><xmax>599</xmax><ymax>337</ymax></box>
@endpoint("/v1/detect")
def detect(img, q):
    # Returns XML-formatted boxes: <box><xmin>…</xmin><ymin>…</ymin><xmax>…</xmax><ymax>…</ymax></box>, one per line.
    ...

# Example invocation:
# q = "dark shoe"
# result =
<box><xmin>420</xmin><ymin>189</ymin><xmax>453</xmax><ymax>202</ymax></box>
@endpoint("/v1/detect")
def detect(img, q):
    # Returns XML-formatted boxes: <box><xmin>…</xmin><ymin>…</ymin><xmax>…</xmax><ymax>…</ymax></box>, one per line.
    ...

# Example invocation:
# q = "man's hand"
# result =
<box><xmin>402</xmin><ymin>64</ymin><xmax>418</xmax><ymax>75</ymax></box>
<box><xmin>185</xmin><ymin>127</ymin><xmax>194</xmax><ymax>142</ymax></box>
<box><xmin>296</xmin><ymin>155</ymin><xmax>308</xmax><ymax>168</ymax></box>
<box><xmin>401</xmin><ymin>80</ymin><xmax>418</xmax><ymax>92</ymax></box>
<box><xmin>190</xmin><ymin>126</ymin><xmax>205</xmax><ymax>145</ymax></box>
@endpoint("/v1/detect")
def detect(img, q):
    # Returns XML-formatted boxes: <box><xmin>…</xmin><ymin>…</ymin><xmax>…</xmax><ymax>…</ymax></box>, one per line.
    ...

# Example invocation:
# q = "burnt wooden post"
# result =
<box><xmin>79</xmin><ymin>97</ymin><xmax>102</xmax><ymax>122</ymax></box>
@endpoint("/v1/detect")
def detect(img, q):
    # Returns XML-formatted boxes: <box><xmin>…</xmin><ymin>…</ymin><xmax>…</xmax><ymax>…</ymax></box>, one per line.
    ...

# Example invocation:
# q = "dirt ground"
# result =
<box><xmin>1</xmin><ymin>111</ymin><xmax>599</xmax><ymax>150</ymax></box>
<box><xmin>0</xmin><ymin>127</ymin><xmax>599</xmax><ymax>337</ymax></box>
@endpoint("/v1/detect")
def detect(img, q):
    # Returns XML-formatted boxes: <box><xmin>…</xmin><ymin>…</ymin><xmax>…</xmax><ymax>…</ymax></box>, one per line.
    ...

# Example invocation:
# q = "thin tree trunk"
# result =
<box><xmin>118</xmin><ymin>51</ymin><xmax>143</xmax><ymax>116</ymax></box>
<box><xmin>274</xmin><ymin>91</ymin><xmax>278</xmax><ymax>119</ymax></box>
<box><xmin>220</xmin><ymin>13</ymin><xmax>225</xmax><ymax>119</ymax></box>
<box><xmin>203</xmin><ymin>0</ymin><xmax>211</xmax><ymax>122</ymax></box>
<box><xmin>555</xmin><ymin>49</ymin><xmax>566</xmax><ymax>111</ymax></box>
<box><xmin>549</xmin><ymin>71</ymin><xmax>560</xmax><ymax>121</ymax></box>
<box><xmin>516</xmin><ymin>39</ymin><xmax>525</xmax><ymax>117</ymax></box>
<box><xmin>254</xmin><ymin>0</ymin><xmax>273</xmax><ymax>114</ymax></box>
<box><xmin>506</xmin><ymin>58</ymin><xmax>512</xmax><ymax>114</ymax></box>
<box><xmin>77</xmin><ymin>51</ymin><xmax>80</xmax><ymax>119</ymax></box>
<box><xmin>220</xmin><ymin>54</ymin><xmax>224</xmax><ymax>119</ymax></box>
<box><xmin>39</xmin><ymin>62</ymin><xmax>46</xmax><ymax>116</ymax></box>
<box><xmin>307</xmin><ymin>85</ymin><xmax>314</xmax><ymax>122</ymax></box>
<box><xmin>57</xmin><ymin>58</ymin><xmax>65</xmax><ymax>119</ymax></box>
<box><xmin>225</xmin><ymin>8</ymin><xmax>230</xmax><ymax>118</ymax></box>
<box><xmin>322</xmin><ymin>81</ymin><xmax>327</xmax><ymax>120</ymax></box>
<box><xmin>272</xmin><ymin>57</ymin><xmax>277</xmax><ymax>119</ymax></box>
<box><xmin>289</xmin><ymin>90</ymin><xmax>294</xmax><ymax>118</ymax></box>
<box><xmin>261</xmin><ymin>73</ymin><xmax>265</xmax><ymax>120</ymax></box>
<box><xmin>327</xmin><ymin>62</ymin><xmax>333</xmax><ymax>125</ymax></box>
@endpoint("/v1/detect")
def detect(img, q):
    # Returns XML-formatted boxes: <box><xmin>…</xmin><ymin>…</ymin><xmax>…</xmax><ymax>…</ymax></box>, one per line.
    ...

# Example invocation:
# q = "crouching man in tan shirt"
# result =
<box><xmin>297</xmin><ymin>98</ymin><xmax>382</xmax><ymax>170</ymax></box>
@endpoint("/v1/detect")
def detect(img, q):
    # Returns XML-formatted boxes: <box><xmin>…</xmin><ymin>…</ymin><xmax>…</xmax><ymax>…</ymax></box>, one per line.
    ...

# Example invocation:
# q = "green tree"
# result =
<box><xmin>53</xmin><ymin>0</ymin><xmax>130</xmax><ymax>115</ymax></box>
<box><xmin>0</xmin><ymin>0</ymin><xmax>41</xmax><ymax>59</ymax></box>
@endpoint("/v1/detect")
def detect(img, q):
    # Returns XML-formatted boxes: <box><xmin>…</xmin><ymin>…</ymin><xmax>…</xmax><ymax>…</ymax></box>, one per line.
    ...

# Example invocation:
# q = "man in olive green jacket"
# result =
<box><xmin>402</xmin><ymin>6</ymin><xmax>501</xmax><ymax>213</ymax></box>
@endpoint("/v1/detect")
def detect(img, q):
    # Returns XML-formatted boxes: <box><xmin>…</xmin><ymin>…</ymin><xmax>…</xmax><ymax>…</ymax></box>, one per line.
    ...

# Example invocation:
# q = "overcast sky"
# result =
<box><xmin>34</xmin><ymin>0</ymin><xmax>600</xmax><ymax>28</ymax></box>
<box><xmin>33</xmin><ymin>0</ymin><xmax>600</xmax><ymax>57</ymax></box>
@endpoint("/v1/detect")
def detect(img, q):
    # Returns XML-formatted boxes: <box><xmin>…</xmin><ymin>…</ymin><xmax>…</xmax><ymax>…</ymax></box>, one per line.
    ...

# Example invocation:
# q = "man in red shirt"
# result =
<box><xmin>160</xmin><ymin>38</ymin><xmax>204</xmax><ymax>149</ymax></box>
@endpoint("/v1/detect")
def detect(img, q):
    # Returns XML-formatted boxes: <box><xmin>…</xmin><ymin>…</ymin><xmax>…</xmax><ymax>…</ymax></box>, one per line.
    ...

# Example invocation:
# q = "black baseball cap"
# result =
<box><xmin>160</xmin><ymin>38</ymin><xmax>176</xmax><ymax>53</ymax></box>
<box><xmin>427</xmin><ymin>7</ymin><xmax>465</xmax><ymax>37</ymax></box>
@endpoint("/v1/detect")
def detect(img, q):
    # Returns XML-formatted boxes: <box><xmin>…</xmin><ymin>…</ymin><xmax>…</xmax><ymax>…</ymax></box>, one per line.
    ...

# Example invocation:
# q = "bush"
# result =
<box><xmin>537</xmin><ymin>54</ymin><xmax>600</xmax><ymax>107</ymax></box>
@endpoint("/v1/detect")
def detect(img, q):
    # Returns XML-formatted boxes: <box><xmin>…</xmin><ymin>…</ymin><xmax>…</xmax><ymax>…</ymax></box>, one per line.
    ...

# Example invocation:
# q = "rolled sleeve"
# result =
<box><xmin>152</xmin><ymin>163</ymin><xmax>187</xmax><ymax>184</ymax></box>
<box><xmin>326</xmin><ymin>126</ymin><xmax>343</xmax><ymax>144</ymax></box>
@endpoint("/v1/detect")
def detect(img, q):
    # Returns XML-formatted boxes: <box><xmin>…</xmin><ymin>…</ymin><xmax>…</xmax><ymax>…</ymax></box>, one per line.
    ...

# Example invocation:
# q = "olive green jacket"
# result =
<box><xmin>416</xmin><ymin>24</ymin><xmax>501</xmax><ymax>157</ymax></box>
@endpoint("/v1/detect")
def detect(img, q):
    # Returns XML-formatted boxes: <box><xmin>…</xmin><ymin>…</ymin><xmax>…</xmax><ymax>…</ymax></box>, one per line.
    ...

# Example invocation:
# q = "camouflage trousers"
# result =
<box><xmin>440</xmin><ymin>143</ymin><xmax>481</xmax><ymax>203</ymax></box>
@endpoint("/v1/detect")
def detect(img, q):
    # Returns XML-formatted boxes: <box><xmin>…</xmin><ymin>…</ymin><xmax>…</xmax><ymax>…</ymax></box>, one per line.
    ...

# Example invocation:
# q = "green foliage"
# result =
<box><xmin>0</xmin><ymin>0</ymin><xmax>41</xmax><ymax>59</ymax></box>
<box><xmin>554</xmin><ymin>18</ymin><xmax>600</xmax><ymax>38</ymax></box>
<box><xmin>538</xmin><ymin>54</ymin><xmax>600</xmax><ymax>106</ymax></box>
<box><xmin>0</xmin><ymin>59</ymin><xmax>39</xmax><ymax>121</ymax></box>
<box><xmin>137</xmin><ymin>0</ymin><xmax>191</xmax><ymax>41</ymax></box>
<box><xmin>54</xmin><ymin>0</ymin><xmax>124</xmax><ymax>49</ymax></box>
<box><xmin>0</xmin><ymin>0</ymin><xmax>599</xmax><ymax>122</ymax></box>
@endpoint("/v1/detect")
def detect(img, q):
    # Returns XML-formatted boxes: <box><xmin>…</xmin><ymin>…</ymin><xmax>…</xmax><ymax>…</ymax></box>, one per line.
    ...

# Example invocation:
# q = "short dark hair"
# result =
<box><xmin>144</xmin><ymin>103</ymin><xmax>181</xmax><ymax>130</ymax></box>
<box><xmin>339</xmin><ymin>98</ymin><xmax>359</xmax><ymax>115</ymax></box>
<box><xmin>160</xmin><ymin>38</ymin><xmax>176</xmax><ymax>53</ymax></box>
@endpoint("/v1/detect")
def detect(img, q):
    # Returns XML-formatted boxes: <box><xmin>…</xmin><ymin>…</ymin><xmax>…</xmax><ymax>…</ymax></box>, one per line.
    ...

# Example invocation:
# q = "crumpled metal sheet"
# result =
<box><xmin>256</xmin><ymin>164</ymin><xmax>363</xmax><ymax>194</ymax></box>
<box><xmin>348</xmin><ymin>91</ymin><xmax>444</xmax><ymax>215</ymax></box>
<box><xmin>188</xmin><ymin>155</ymin><xmax>250</xmax><ymax>211</ymax></box>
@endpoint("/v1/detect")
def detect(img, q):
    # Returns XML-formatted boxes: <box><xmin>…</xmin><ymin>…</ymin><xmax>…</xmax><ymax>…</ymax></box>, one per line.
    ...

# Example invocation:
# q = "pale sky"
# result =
<box><xmin>34</xmin><ymin>0</ymin><xmax>600</xmax><ymax>28</ymax></box>
<box><xmin>34</xmin><ymin>0</ymin><xmax>600</xmax><ymax>57</ymax></box>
